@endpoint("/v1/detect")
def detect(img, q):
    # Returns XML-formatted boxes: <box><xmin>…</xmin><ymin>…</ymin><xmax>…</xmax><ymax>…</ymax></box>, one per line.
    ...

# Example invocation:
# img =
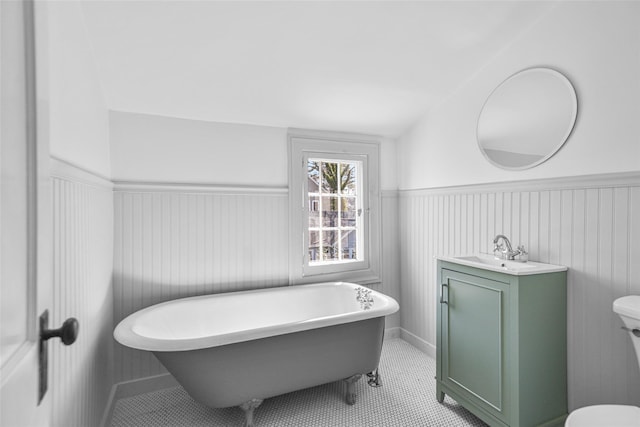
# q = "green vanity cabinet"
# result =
<box><xmin>436</xmin><ymin>258</ymin><xmax>568</xmax><ymax>427</ymax></box>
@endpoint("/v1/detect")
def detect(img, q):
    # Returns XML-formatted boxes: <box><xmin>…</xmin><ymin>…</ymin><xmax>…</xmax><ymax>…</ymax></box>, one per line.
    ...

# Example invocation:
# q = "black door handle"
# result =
<box><xmin>39</xmin><ymin>310</ymin><xmax>79</xmax><ymax>403</ymax></box>
<box><xmin>41</xmin><ymin>317</ymin><xmax>79</xmax><ymax>345</ymax></box>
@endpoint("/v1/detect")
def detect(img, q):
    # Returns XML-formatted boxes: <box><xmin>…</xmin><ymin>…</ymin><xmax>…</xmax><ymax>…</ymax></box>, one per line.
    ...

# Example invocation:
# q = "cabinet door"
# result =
<box><xmin>440</xmin><ymin>269</ymin><xmax>510</xmax><ymax>421</ymax></box>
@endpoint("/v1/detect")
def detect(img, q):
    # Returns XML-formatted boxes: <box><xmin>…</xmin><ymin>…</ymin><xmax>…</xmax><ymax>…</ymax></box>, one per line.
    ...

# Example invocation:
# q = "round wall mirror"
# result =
<box><xmin>476</xmin><ymin>67</ymin><xmax>578</xmax><ymax>170</ymax></box>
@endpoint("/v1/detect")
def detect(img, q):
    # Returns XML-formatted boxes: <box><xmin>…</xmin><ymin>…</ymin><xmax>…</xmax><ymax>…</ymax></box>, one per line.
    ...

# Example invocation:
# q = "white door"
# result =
<box><xmin>0</xmin><ymin>1</ymin><xmax>54</xmax><ymax>425</ymax></box>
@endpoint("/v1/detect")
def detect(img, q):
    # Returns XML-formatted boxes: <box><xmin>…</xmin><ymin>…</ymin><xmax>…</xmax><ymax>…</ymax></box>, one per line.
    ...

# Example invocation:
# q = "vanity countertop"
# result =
<box><xmin>437</xmin><ymin>253</ymin><xmax>567</xmax><ymax>276</ymax></box>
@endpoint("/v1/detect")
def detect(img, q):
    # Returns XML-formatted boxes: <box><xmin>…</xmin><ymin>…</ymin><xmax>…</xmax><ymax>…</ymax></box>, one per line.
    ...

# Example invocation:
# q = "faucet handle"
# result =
<box><xmin>516</xmin><ymin>245</ymin><xmax>528</xmax><ymax>262</ymax></box>
<box><xmin>493</xmin><ymin>243</ymin><xmax>505</xmax><ymax>259</ymax></box>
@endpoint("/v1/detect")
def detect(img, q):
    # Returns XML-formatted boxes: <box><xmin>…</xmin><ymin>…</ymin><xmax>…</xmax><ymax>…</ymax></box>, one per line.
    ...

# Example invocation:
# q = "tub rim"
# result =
<box><xmin>114</xmin><ymin>281</ymin><xmax>399</xmax><ymax>352</ymax></box>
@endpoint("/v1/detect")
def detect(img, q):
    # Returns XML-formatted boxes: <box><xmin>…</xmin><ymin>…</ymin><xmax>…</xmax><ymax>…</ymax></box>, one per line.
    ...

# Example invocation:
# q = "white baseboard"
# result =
<box><xmin>100</xmin><ymin>373</ymin><xmax>178</xmax><ymax>427</ymax></box>
<box><xmin>399</xmin><ymin>328</ymin><xmax>436</xmax><ymax>359</ymax></box>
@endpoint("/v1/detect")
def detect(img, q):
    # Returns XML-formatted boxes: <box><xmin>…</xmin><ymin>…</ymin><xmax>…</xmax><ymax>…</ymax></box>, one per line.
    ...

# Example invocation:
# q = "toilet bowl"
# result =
<box><xmin>565</xmin><ymin>405</ymin><xmax>640</xmax><ymax>426</ymax></box>
<box><xmin>565</xmin><ymin>295</ymin><xmax>640</xmax><ymax>427</ymax></box>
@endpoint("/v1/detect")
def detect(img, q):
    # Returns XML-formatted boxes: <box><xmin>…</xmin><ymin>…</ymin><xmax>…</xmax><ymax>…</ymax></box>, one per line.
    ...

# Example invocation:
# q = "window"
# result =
<box><xmin>288</xmin><ymin>130</ymin><xmax>381</xmax><ymax>285</ymax></box>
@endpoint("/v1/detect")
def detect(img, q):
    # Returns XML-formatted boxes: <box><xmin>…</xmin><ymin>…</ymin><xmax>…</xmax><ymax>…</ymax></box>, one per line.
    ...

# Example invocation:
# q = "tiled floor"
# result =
<box><xmin>110</xmin><ymin>338</ymin><xmax>487</xmax><ymax>426</ymax></box>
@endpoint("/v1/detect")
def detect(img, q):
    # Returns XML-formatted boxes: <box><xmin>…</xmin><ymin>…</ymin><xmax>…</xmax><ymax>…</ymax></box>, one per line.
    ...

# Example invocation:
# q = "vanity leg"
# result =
<box><xmin>343</xmin><ymin>374</ymin><xmax>362</xmax><ymax>405</ymax></box>
<box><xmin>239</xmin><ymin>398</ymin><xmax>263</xmax><ymax>427</ymax></box>
<box><xmin>437</xmin><ymin>390</ymin><xmax>445</xmax><ymax>403</ymax></box>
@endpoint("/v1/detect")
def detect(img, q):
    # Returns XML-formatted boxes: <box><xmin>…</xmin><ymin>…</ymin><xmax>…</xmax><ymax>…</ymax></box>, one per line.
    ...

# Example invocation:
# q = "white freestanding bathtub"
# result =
<box><xmin>114</xmin><ymin>282</ymin><xmax>399</xmax><ymax>426</ymax></box>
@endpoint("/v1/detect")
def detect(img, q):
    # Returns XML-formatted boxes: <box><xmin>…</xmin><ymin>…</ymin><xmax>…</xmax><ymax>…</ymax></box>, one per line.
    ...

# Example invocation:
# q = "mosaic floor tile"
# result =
<box><xmin>111</xmin><ymin>338</ymin><xmax>487</xmax><ymax>427</ymax></box>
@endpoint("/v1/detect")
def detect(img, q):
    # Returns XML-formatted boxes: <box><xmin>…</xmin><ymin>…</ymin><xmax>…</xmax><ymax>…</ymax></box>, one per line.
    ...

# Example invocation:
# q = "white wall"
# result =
<box><xmin>48</xmin><ymin>0</ymin><xmax>111</xmax><ymax>178</ymax></box>
<box><xmin>395</xmin><ymin>1</ymin><xmax>640</xmax><ymax>411</ymax></box>
<box><xmin>46</xmin><ymin>2</ymin><xmax>114</xmax><ymax>426</ymax></box>
<box><xmin>397</xmin><ymin>1</ymin><xmax>640</xmax><ymax>190</ymax></box>
<box><xmin>109</xmin><ymin>112</ymin><xmax>287</xmax><ymax>186</ymax></box>
<box><xmin>109</xmin><ymin>111</ymin><xmax>399</xmax><ymax>190</ymax></box>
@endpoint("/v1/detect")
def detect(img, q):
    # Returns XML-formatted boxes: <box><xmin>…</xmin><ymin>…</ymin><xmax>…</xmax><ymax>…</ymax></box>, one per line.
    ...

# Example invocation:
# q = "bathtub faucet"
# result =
<box><xmin>356</xmin><ymin>287</ymin><xmax>374</xmax><ymax>310</ymax></box>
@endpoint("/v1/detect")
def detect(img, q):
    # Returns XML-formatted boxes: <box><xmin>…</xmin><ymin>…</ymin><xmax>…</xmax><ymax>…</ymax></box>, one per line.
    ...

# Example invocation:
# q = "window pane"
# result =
<box><xmin>322</xmin><ymin>231</ymin><xmax>339</xmax><ymax>261</ymax></box>
<box><xmin>341</xmin><ymin>197</ymin><xmax>357</xmax><ymax>227</ymax></box>
<box><xmin>307</xmin><ymin>160</ymin><xmax>320</xmax><ymax>193</ymax></box>
<box><xmin>342</xmin><ymin>230</ymin><xmax>357</xmax><ymax>260</ymax></box>
<box><xmin>322</xmin><ymin>196</ymin><xmax>338</xmax><ymax>227</ymax></box>
<box><xmin>340</xmin><ymin>162</ymin><xmax>357</xmax><ymax>195</ymax></box>
<box><xmin>321</xmin><ymin>162</ymin><xmax>339</xmax><ymax>193</ymax></box>
<box><xmin>309</xmin><ymin>230</ymin><xmax>320</xmax><ymax>261</ymax></box>
<box><xmin>308</xmin><ymin>195</ymin><xmax>320</xmax><ymax>227</ymax></box>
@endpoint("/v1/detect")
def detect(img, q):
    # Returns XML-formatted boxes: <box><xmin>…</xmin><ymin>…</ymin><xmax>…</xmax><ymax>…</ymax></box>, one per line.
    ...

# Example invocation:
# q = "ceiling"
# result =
<box><xmin>80</xmin><ymin>1</ymin><xmax>555</xmax><ymax>138</ymax></box>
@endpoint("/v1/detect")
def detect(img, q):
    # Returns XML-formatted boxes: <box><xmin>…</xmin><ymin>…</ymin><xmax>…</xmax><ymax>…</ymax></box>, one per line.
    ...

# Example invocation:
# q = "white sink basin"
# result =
<box><xmin>438</xmin><ymin>253</ymin><xmax>567</xmax><ymax>276</ymax></box>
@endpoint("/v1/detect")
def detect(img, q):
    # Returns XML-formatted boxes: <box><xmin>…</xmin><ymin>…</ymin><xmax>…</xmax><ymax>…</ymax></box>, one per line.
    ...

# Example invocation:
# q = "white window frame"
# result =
<box><xmin>288</xmin><ymin>129</ymin><xmax>381</xmax><ymax>285</ymax></box>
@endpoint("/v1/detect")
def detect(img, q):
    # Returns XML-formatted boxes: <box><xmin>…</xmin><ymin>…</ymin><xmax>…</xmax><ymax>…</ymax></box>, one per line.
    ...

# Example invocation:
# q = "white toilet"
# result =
<box><xmin>565</xmin><ymin>295</ymin><xmax>640</xmax><ymax>427</ymax></box>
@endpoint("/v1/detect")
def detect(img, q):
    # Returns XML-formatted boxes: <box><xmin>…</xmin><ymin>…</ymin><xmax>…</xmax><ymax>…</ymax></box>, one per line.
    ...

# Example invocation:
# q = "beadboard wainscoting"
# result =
<box><xmin>51</xmin><ymin>159</ymin><xmax>114</xmax><ymax>427</ymax></box>
<box><xmin>398</xmin><ymin>172</ymin><xmax>640</xmax><ymax>411</ymax></box>
<box><xmin>381</xmin><ymin>190</ymin><xmax>402</xmax><ymax>334</ymax></box>
<box><xmin>113</xmin><ymin>185</ymin><xmax>290</xmax><ymax>383</ymax></box>
<box><xmin>112</xmin><ymin>184</ymin><xmax>401</xmax><ymax>384</ymax></box>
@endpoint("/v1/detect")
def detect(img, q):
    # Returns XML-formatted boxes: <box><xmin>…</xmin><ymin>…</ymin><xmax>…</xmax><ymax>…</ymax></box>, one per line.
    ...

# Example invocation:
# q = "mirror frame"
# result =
<box><xmin>476</xmin><ymin>67</ymin><xmax>578</xmax><ymax>171</ymax></box>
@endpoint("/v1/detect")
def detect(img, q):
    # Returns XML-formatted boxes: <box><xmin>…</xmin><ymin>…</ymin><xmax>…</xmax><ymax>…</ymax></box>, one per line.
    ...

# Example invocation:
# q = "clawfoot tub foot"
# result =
<box><xmin>239</xmin><ymin>398</ymin><xmax>263</xmax><ymax>427</ymax></box>
<box><xmin>343</xmin><ymin>374</ymin><xmax>362</xmax><ymax>405</ymax></box>
<box><xmin>366</xmin><ymin>368</ymin><xmax>382</xmax><ymax>387</ymax></box>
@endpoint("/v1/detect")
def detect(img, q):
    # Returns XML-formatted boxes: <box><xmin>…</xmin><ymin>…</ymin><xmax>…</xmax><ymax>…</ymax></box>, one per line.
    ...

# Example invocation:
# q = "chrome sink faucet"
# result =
<box><xmin>493</xmin><ymin>235</ymin><xmax>527</xmax><ymax>261</ymax></box>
